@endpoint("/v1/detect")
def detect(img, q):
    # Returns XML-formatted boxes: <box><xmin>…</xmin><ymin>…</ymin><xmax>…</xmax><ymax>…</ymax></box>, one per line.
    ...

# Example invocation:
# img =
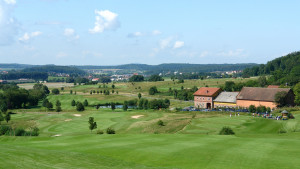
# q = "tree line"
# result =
<box><xmin>242</xmin><ymin>51</ymin><xmax>300</xmax><ymax>86</ymax></box>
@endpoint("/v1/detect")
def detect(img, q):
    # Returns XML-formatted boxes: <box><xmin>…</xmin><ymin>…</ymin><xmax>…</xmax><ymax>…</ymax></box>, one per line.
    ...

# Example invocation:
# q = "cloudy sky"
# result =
<box><xmin>0</xmin><ymin>0</ymin><xmax>299</xmax><ymax>65</ymax></box>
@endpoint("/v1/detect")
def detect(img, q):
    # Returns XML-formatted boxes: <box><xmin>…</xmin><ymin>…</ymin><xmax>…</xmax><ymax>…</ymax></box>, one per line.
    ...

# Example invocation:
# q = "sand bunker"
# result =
<box><xmin>52</xmin><ymin>134</ymin><xmax>61</xmax><ymax>137</ymax></box>
<box><xmin>131</xmin><ymin>115</ymin><xmax>144</xmax><ymax>119</ymax></box>
<box><xmin>73</xmin><ymin>114</ymin><xmax>81</xmax><ymax>117</ymax></box>
<box><xmin>65</xmin><ymin>119</ymin><xmax>72</xmax><ymax>122</ymax></box>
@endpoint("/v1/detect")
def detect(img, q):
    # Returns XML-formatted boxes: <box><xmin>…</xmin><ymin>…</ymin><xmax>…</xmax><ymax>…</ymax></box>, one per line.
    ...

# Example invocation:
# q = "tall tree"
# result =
<box><xmin>88</xmin><ymin>117</ymin><xmax>97</xmax><ymax>133</ymax></box>
<box><xmin>4</xmin><ymin>112</ymin><xmax>11</xmax><ymax>123</ymax></box>
<box><xmin>71</xmin><ymin>100</ymin><xmax>76</xmax><ymax>106</ymax></box>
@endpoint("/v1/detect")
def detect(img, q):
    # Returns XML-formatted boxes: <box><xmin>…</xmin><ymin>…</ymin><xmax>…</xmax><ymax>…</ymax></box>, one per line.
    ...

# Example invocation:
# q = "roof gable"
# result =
<box><xmin>236</xmin><ymin>87</ymin><xmax>291</xmax><ymax>102</ymax></box>
<box><xmin>193</xmin><ymin>87</ymin><xmax>221</xmax><ymax>96</ymax></box>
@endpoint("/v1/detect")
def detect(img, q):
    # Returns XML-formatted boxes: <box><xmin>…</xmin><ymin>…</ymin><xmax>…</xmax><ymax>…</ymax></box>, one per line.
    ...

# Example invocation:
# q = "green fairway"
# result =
<box><xmin>1</xmin><ymin>109</ymin><xmax>300</xmax><ymax>169</ymax></box>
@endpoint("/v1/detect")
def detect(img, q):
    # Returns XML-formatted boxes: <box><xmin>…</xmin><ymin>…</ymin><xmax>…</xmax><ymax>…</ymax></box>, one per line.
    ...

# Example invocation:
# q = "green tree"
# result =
<box><xmin>129</xmin><ymin>75</ymin><xmax>144</xmax><ymax>82</ymax></box>
<box><xmin>84</xmin><ymin>99</ymin><xmax>89</xmax><ymax>106</ymax></box>
<box><xmin>294</xmin><ymin>82</ymin><xmax>300</xmax><ymax>105</ymax></box>
<box><xmin>70</xmin><ymin>90</ymin><xmax>73</xmax><ymax>94</ymax></box>
<box><xmin>56</xmin><ymin>100</ymin><xmax>62</xmax><ymax>113</ymax></box>
<box><xmin>123</xmin><ymin>101</ymin><xmax>128</xmax><ymax>111</ymax></box>
<box><xmin>138</xmin><ymin>93</ymin><xmax>142</xmax><ymax>99</ymax></box>
<box><xmin>56</xmin><ymin>100</ymin><xmax>61</xmax><ymax>107</ymax></box>
<box><xmin>148</xmin><ymin>74</ymin><xmax>164</xmax><ymax>82</ymax></box>
<box><xmin>52</xmin><ymin>88</ymin><xmax>60</xmax><ymax>95</ymax></box>
<box><xmin>112</xmin><ymin>84</ymin><xmax>115</xmax><ymax>89</ymax></box>
<box><xmin>88</xmin><ymin>117</ymin><xmax>97</xmax><ymax>133</ymax></box>
<box><xmin>71</xmin><ymin>100</ymin><xmax>76</xmax><ymax>106</ymax></box>
<box><xmin>249</xmin><ymin>105</ymin><xmax>256</xmax><ymax>113</ymax></box>
<box><xmin>76</xmin><ymin>102</ymin><xmax>85</xmax><ymax>111</ymax></box>
<box><xmin>258</xmin><ymin>76</ymin><xmax>267</xmax><ymax>87</ymax></box>
<box><xmin>4</xmin><ymin>112</ymin><xmax>11</xmax><ymax>123</ymax></box>
<box><xmin>0</xmin><ymin>100</ymin><xmax>7</xmax><ymax>113</ymax></box>
<box><xmin>0</xmin><ymin>113</ymin><xmax>4</xmax><ymax>125</ymax></box>
<box><xmin>224</xmin><ymin>81</ymin><xmax>235</xmax><ymax>91</ymax></box>
<box><xmin>275</xmin><ymin>91</ymin><xmax>288</xmax><ymax>107</ymax></box>
<box><xmin>149</xmin><ymin>86</ymin><xmax>158</xmax><ymax>95</ymax></box>
<box><xmin>42</xmin><ymin>99</ymin><xmax>49</xmax><ymax>108</ymax></box>
<box><xmin>46</xmin><ymin>102</ymin><xmax>53</xmax><ymax>110</ymax></box>
<box><xmin>111</xmin><ymin>102</ymin><xmax>116</xmax><ymax>110</ymax></box>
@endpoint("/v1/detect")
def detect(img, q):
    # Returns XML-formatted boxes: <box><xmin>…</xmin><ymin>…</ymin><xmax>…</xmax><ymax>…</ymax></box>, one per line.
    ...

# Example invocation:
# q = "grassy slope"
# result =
<box><xmin>1</xmin><ymin>110</ymin><xmax>300</xmax><ymax>169</ymax></box>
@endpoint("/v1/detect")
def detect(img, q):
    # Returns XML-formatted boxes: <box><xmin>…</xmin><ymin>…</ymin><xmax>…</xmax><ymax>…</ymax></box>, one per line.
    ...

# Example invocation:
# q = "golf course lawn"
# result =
<box><xmin>1</xmin><ymin>109</ymin><xmax>300</xmax><ymax>169</ymax></box>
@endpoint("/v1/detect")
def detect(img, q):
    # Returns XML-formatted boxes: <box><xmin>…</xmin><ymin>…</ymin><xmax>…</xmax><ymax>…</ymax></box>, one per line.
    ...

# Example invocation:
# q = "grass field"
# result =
<box><xmin>4</xmin><ymin>78</ymin><xmax>300</xmax><ymax>168</ymax></box>
<box><xmin>1</xmin><ymin>108</ymin><xmax>300</xmax><ymax>169</ymax></box>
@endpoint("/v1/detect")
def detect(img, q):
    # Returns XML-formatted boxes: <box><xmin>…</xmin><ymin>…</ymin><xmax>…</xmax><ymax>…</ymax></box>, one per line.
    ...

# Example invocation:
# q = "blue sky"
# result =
<box><xmin>0</xmin><ymin>0</ymin><xmax>299</xmax><ymax>65</ymax></box>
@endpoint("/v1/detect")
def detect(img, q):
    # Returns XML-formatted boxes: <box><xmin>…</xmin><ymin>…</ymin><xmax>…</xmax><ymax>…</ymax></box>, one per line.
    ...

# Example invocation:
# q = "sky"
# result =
<box><xmin>0</xmin><ymin>0</ymin><xmax>299</xmax><ymax>65</ymax></box>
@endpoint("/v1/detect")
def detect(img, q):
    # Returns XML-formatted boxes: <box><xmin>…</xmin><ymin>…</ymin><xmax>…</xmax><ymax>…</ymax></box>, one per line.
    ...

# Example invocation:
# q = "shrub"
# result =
<box><xmin>31</xmin><ymin>127</ymin><xmax>39</xmax><ymax>136</ymax></box>
<box><xmin>219</xmin><ymin>126</ymin><xmax>235</xmax><ymax>135</ymax></box>
<box><xmin>149</xmin><ymin>86</ymin><xmax>158</xmax><ymax>95</ymax></box>
<box><xmin>15</xmin><ymin>128</ymin><xmax>26</xmax><ymax>136</ymax></box>
<box><xmin>96</xmin><ymin>130</ymin><xmax>104</xmax><ymax>135</ymax></box>
<box><xmin>0</xmin><ymin>125</ymin><xmax>11</xmax><ymax>135</ymax></box>
<box><xmin>76</xmin><ymin>102</ymin><xmax>85</xmax><ymax>111</ymax></box>
<box><xmin>106</xmin><ymin>127</ymin><xmax>116</xmax><ymax>134</ymax></box>
<box><xmin>278</xmin><ymin>128</ymin><xmax>287</xmax><ymax>134</ymax></box>
<box><xmin>157</xmin><ymin>120</ymin><xmax>164</xmax><ymax>126</ymax></box>
<box><xmin>52</xmin><ymin>88</ymin><xmax>60</xmax><ymax>95</ymax></box>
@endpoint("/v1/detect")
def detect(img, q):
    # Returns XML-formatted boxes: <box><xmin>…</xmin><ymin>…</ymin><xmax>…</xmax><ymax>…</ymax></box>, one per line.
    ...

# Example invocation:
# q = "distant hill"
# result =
<box><xmin>243</xmin><ymin>51</ymin><xmax>300</xmax><ymax>85</ymax></box>
<box><xmin>75</xmin><ymin>63</ymin><xmax>257</xmax><ymax>74</ymax></box>
<box><xmin>22</xmin><ymin>65</ymin><xmax>86</xmax><ymax>75</ymax></box>
<box><xmin>0</xmin><ymin>64</ymin><xmax>37</xmax><ymax>70</ymax></box>
<box><xmin>0</xmin><ymin>63</ymin><xmax>257</xmax><ymax>75</ymax></box>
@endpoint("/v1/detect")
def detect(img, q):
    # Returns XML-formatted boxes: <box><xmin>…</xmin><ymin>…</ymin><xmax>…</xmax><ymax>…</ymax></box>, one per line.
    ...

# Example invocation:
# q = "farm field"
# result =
<box><xmin>1</xmin><ymin>109</ymin><xmax>300</xmax><ymax>169</ymax></box>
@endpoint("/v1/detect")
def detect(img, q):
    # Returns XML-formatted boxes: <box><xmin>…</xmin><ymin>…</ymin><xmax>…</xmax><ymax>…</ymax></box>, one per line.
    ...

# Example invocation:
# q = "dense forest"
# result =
<box><xmin>0</xmin><ymin>72</ymin><xmax>48</xmax><ymax>81</ymax></box>
<box><xmin>0</xmin><ymin>63</ymin><xmax>256</xmax><ymax>75</ymax></box>
<box><xmin>22</xmin><ymin>65</ymin><xmax>86</xmax><ymax>75</ymax></box>
<box><xmin>75</xmin><ymin>63</ymin><xmax>257</xmax><ymax>74</ymax></box>
<box><xmin>243</xmin><ymin>51</ymin><xmax>300</xmax><ymax>86</ymax></box>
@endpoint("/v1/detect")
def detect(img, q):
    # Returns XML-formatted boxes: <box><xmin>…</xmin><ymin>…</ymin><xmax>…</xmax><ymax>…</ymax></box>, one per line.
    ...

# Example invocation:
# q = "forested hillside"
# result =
<box><xmin>22</xmin><ymin>65</ymin><xmax>86</xmax><ymax>75</ymax></box>
<box><xmin>243</xmin><ymin>52</ymin><xmax>300</xmax><ymax>85</ymax></box>
<box><xmin>76</xmin><ymin>63</ymin><xmax>257</xmax><ymax>74</ymax></box>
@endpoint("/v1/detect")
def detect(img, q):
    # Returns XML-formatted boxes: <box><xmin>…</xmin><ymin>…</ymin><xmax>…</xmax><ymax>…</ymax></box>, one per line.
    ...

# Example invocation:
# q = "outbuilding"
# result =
<box><xmin>236</xmin><ymin>87</ymin><xmax>295</xmax><ymax>109</ymax></box>
<box><xmin>194</xmin><ymin>87</ymin><xmax>222</xmax><ymax>109</ymax></box>
<box><xmin>213</xmin><ymin>92</ymin><xmax>239</xmax><ymax>108</ymax></box>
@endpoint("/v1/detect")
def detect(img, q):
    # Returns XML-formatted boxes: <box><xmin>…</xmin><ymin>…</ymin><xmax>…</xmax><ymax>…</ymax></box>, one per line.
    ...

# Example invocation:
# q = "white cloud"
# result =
<box><xmin>173</xmin><ymin>41</ymin><xmax>184</xmax><ymax>49</ymax></box>
<box><xmin>64</xmin><ymin>28</ymin><xmax>79</xmax><ymax>40</ymax></box>
<box><xmin>64</xmin><ymin>28</ymin><xmax>75</xmax><ymax>36</ymax></box>
<box><xmin>217</xmin><ymin>49</ymin><xmax>245</xmax><ymax>57</ymax></box>
<box><xmin>56</xmin><ymin>52</ymin><xmax>68</xmax><ymax>58</ymax></box>
<box><xmin>89</xmin><ymin>10</ymin><xmax>120</xmax><ymax>33</ymax></box>
<box><xmin>200</xmin><ymin>51</ymin><xmax>209</xmax><ymax>57</ymax></box>
<box><xmin>0</xmin><ymin>1</ymin><xmax>20</xmax><ymax>45</ymax></box>
<box><xmin>152</xmin><ymin>30</ymin><xmax>161</xmax><ymax>35</ymax></box>
<box><xmin>4</xmin><ymin>0</ymin><xmax>16</xmax><ymax>5</ymax></box>
<box><xmin>31</xmin><ymin>31</ymin><xmax>42</xmax><ymax>37</ymax></box>
<box><xmin>82</xmin><ymin>50</ymin><xmax>102</xmax><ymax>58</ymax></box>
<box><xmin>127</xmin><ymin>31</ymin><xmax>142</xmax><ymax>38</ymax></box>
<box><xmin>18</xmin><ymin>31</ymin><xmax>42</xmax><ymax>42</ymax></box>
<box><xmin>159</xmin><ymin>37</ymin><xmax>173</xmax><ymax>49</ymax></box>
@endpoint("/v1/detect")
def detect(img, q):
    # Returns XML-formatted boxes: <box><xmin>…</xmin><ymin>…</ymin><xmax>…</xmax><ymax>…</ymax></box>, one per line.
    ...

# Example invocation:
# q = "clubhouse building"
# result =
<box><xmin>194</xmin><ymin>87</ymin><xmax>295</xmax><ymax>109</ymax></box>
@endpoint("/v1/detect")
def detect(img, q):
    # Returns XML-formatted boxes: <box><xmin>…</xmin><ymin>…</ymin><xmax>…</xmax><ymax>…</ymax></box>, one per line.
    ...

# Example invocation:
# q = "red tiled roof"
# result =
<box><xmin>236</xmin><ymin>87</ymin><xmax>291</xmax><ymax>102</ymax></box>
<box><xmin>267</xmin><ymin>85</ymin><xmax>279</xmax><ymax>88</ymax></box>
<box><xmin>193</xmin><ymin>87</ymin><xmax>221</xmax><ymax>96</ymax></box>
